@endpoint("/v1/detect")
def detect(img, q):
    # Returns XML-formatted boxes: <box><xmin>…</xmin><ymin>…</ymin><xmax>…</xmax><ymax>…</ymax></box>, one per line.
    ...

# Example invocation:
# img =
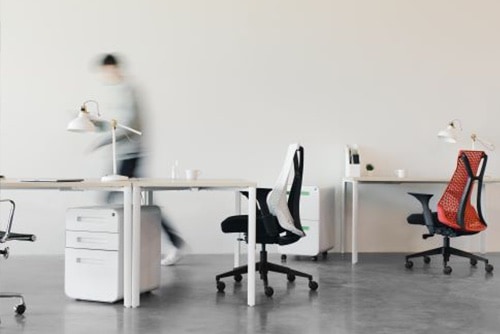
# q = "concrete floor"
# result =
<box><xmin>0</xmin><ymin>253</ymin><xmax>499</xmax><ymax>334</ymax></box>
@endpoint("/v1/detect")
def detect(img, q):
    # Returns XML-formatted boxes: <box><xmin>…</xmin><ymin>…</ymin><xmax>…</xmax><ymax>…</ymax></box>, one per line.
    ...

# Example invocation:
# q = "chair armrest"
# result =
<box><xmin>407</xmin><ymin>192</ymin><xmax>435</xmax><ymax>235</ymax></box>
<box><xmin>0</xmin><ymin>199</ymin><xmax>16</xmax><ymax>243</ymax></box>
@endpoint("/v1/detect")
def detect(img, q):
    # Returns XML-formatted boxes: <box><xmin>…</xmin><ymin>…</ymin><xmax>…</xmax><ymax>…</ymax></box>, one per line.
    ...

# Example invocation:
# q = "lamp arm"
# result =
<box><xmin>107</xmin><ymin>119</ymin><xmax>141</xmax><ymax>176</ymax></box>
<box><xmin>115</xmin><ymin>122</ymin><xmax>142</xmax><ymax>136</ymax></box>
<box><xmin>81</xmin><ymin>100</ymin><xmax>101</xmax><ymax>117</ymax></box>
<box><xmin>471</xmin><ymin>134</ymin><xmax>495</xmax><ymax>151</ymax></box>
<box><xmin>111</xmin><ymin>124</ymin><xmax>117</xmax><ymax>175</ymax></box>
<box><xmin>450</xmin><ymin>119</ymin><xmax>462</xmax><ymax>130</ymax></box>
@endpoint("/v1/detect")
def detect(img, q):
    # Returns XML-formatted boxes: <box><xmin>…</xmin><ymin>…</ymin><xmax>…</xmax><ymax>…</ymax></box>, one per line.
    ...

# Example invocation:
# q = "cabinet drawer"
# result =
<box><xmin>278</xmin><ymin>219</ymin><xmax>320</xmax><ymax>256</ymax></box>
<box><xmin>65</xmin><ymin>248</ymin><xmax>122</xmax><ymax>302</ymax></box>
<box><xmin>287</xmin><ymin>186</ymin><xmax>319</xmax><ymax>221</ymax></box>
<box><xmin>66</xmin><ymin>207</ymin><xmax>122</xmax><ymax>233</ymax></box>
<box><xmin>66</xmin><ymin>231</ymin><xmax>120</xmax><ymax>251</ymax></box>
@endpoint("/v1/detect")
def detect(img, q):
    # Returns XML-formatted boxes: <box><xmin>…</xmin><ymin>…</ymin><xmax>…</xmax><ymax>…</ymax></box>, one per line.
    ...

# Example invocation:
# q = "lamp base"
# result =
<box><xmin>101</xmin><ymin>174</ymin><xmax>129</xmax><ymax>182</ymax></box>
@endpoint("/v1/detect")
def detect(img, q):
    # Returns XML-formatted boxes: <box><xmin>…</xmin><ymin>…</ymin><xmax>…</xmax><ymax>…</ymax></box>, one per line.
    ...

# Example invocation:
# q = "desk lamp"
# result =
<box><xmin>438</xmin><ymin>119</ymin><xmax>495</xmax><ymax>151</ymax></box>
<box><xmin>67</xmin><ymin>100</ymin><xmax>142</xmax><ymax>181</ymax></box>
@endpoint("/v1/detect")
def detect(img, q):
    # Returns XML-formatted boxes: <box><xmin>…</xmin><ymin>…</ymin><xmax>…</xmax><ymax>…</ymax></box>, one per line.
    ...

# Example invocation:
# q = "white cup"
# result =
<box><xmin>185</xmin><ymin>169</ymin><xmax>201</xmax><ymax>180</ymax></box>
<box><xmin>395</xmin><ymin>169</ymin><xmax>406</xmax><ymax>178</ymax></box>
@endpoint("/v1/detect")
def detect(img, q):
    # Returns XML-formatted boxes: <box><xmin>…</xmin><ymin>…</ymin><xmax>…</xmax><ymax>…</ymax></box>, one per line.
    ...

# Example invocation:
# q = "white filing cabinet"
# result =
<box><xmin>65</xmin><ymin>205</ymin><xmax>161</xmax><ymax>303</ymax></box>
<box><xmin>278</xmin><ymin>186</ymin><xmax>334</xmax><ymax>258</ymax></box>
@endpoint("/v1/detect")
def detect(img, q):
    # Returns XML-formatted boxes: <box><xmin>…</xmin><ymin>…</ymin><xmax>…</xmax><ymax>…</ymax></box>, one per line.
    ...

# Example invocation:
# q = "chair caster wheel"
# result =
<box><xmin>405</xmin><ymin>260</ymin><xmax>413</xmax><ymax>269</ymax></box>
<box><xmin>14</xmin><ymin>303</ymin><xmax>26</xmax><ymax>315</ymax></box>
<box><xmin>309</xmin><ymin>281</ymin><xmax>319</xmax><ymax>291</ymax></box>
<box><xmin>234</xmin><ymin>274</ymin><xmax>243</xmax><ymax>282</ymax></box>
<box><xmin>281</xmin><ymin>254</ymin><xmax>287</xmax><ymax>263</ymax></box>
<box><xmin>264</xmin><ymin>286</ymin><xmax>274</xmax><ymax>297</ymax></box>
<box><xmin>287</xmin><ymin>273</ymin><xmax>296</xmax><ymax>282</ymax></box>
<box><xmin>443</xmin><ymin>266</ymin><xmax>452</xmax><ymax>275</ymax></box>
<box><xmin>322</xmin><ymin>251</ymin><xmax>328</xmax><ymax>259</ymax></box>
<box><xmin>470</xmin><ymin>258</ymin><xmax>478</xmax><ymax>266</ymax></box>
<box><xmin>0</xmin><ymin>247</ymin><xmax>10</xmax><ymax>259</ymax></box>
<box><xmin>486</xmin><ymin>264</ymin><xmax>494</xmax><ymax>273</ymax></box>
<box><xmin>312</xmin><ymin>256</ymin><xmax>318</xmax><ymax>261</ymax></box>
<box><xmin>216</xmin><ymin>281</ymin><xmax>225</xmax><ymax>292</ymax></box>
<box><xmin>423</xmin><ymin>256</ymin><xmax>431</xmax><ymax>264</ymax></box>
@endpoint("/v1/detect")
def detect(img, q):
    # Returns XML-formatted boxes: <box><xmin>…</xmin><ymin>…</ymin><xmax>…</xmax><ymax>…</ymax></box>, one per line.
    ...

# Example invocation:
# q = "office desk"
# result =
<box><xmin>0</xmin><ymin>179</ymin><xmax>135</xmax><ymax>305</ymax></box>
<box><xmin>0</xmin><ymin>178</ymin><xmax>257</xmax><ymax>308</ymax></box>
<box><xmin>341</xmin><ymin>176</ymin><xmax>500</xmax><ymax>264</ymax></box>
<box><xmin>131</xmin><ymin>179</ymin><xmax>257</xmax><ymax>307</ymax></box>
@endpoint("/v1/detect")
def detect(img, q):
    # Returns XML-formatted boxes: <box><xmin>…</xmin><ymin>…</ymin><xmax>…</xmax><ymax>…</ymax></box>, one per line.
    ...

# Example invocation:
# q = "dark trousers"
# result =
<box><xmin>108</xmin><ymin>157</ymin><xmax>184</xmax><ymax>249</ymax></box>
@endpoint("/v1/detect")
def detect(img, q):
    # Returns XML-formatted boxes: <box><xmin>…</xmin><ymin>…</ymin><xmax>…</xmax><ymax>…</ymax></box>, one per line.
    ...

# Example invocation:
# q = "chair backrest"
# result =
<box><xmin>437</xmin><ymin>150</ymin><xmax>488</xmax><ymax>232</ymax></box>
<box><xmin>0</xmin><ymin>199</ymin><xmax>16</xmax><ymax>243</ymax></box>
<box><xmin>277</xmin><ymin>146</ymin><xmax>306</xmax><ymax>245</ymax></box>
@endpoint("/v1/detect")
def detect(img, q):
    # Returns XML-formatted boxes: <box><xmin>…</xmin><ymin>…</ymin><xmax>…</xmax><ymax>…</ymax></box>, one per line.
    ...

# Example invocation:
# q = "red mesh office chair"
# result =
<box><xmin>404</xmin><ymin>150</ymin><xmax>494</xmax><ymax>275</ymax></box>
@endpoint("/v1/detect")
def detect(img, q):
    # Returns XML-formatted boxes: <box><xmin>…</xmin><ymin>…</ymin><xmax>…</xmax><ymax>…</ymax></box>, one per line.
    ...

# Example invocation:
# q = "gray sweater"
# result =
<box><xmin>94</xmin><ymin>81</ymin><xmax>143</xmax><ymax>160</ymax></box>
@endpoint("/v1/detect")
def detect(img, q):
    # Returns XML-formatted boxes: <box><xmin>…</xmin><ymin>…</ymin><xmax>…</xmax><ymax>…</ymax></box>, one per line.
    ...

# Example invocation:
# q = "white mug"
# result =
<box><xmin>395</xmin><ymin>169</ymin><xmax>406</xmax><ymax>178</ymax></box>
<box><xmin>185</xmin><ymin>169</ymin><xmax>201</xmax><ymax>180</ymax></box>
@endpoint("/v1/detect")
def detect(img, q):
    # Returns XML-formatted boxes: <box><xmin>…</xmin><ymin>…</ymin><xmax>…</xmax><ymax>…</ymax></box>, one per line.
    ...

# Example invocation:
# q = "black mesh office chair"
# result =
<box><xmin>215</xmin><ymin>145</ymin><xmax>318</xmax><ymax>297</ymax></box>
<box><xmin>0</xmin><ymin>199</ymin><xmax>36</xmax><ymax>323</ymax></box>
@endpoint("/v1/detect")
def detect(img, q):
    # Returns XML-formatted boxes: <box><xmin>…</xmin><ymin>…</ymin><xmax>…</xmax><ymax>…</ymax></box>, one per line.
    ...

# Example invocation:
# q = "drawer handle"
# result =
<box><xmin>76</xmin><ymin>257</ymin><xmax>106</xmax><ymax>265</ymax></box>
<box><xmin>76</xmin><ymin>216</ymin><xmax>109</xmax><ymax>223</ymax></box>
<box><xmin>76</xmin><ymin>237</ymin><xmax>109</xmax><ymax>245</ymax></box>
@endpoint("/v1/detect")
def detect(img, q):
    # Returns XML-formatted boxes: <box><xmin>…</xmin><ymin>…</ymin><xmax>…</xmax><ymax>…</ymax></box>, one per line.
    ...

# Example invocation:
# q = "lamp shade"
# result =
<box><xmin>67</xmin><ymin>111</ymin><xmax>96</xmax><ymax>132</ymax></box>
<box><xmin>437</xmin><ymin>124</ymin><xmax>459</xmax><ymax>143</ymax></box>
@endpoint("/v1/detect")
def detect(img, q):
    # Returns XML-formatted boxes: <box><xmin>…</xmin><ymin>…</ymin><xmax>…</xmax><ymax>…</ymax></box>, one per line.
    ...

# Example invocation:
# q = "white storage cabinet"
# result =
<box><xmin>278</xmin><ymin>186</ymin><xmax>334</xmax><ymax>260</ymax></box>
<box><xmin>65</xmin><ymin>205</ymin><xmax>161</xmax><ymax>303</ymax></box>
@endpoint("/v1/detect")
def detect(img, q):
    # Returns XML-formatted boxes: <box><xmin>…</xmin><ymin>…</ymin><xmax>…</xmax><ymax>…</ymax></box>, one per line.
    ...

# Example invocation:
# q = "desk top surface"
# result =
<box><xmin>0</xmin><ymin>178</ymin><xmax>256</xmax><ymax>190</ymax></box>
<box><xmin>133</xmin><ymin>178</ymin><xmax>256</xmax><ymax>189</ymax></box>
<box><xmin>343</xmin><ymin>176</ymin><xmax>500</xmax><ymax>183</ymax></box>
<box><xmin>0</xmin><ymin>178</ymin><xmax>129</xmax><ymax>189</ymax></box>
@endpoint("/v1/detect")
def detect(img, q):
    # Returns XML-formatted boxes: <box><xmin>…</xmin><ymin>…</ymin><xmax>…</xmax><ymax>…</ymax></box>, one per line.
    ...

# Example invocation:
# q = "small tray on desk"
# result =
<box><xmin>19</xmin><ymin>178</ymin><xmax>84</xmax><ymax>183</ymax></box>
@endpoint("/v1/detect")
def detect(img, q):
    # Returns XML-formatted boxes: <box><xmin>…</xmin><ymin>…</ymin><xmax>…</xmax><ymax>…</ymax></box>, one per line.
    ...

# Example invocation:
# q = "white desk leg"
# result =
<box><xmin>123</xmin><ymin>185</ymin><xmax>132</xmax><ymax>307</ymax></box>
<box><xmin>131</xmin><ymin>185</ymin><xmax>142</xmax><ymax>308</ymax></box>
<box><xmin>352</xmin><ymin>180</ymin><xmax>359</xmax><ymax>264</ymax></box>
<box><xmin>247</xmin><ymin>187</ymin><xmax>256</xmax><ymax>307</ymax></box>
<box><xmin>234</xmin><ymin>191</ymin><xmax>242</xmax><ymax>268</ymax></box>
<box><xmin>142</xmin><ymin>190</ymin><xmax>153</xmax><ymax>206</ymax></box>
<box><xmin>340</xmin><ymin>180</ymin><xmax>346</xmax><ymax>254</ymax></box>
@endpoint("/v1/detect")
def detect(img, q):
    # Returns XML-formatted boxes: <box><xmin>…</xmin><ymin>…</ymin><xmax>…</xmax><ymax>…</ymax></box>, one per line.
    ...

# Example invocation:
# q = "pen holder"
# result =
<box><xmin>346</xmin><ymin>164</ymin><xmax>361</xmax><ymax>177</ymax></box>
<box><xmin>345</xmin><ymin>145</ymin><xmax>361</xmax><ymax>177</ymax></box>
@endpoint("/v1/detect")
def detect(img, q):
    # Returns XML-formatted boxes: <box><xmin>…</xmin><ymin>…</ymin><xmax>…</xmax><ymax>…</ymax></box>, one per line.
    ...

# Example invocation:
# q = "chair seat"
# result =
<box><xmin>406</xmin><ymin>213</ymin><xmax>477</xmax><ymax>237</ymax></box>
<box><xmin>0</xmin><ymin>231</ymin><xmax>36</xmax><ymax>242</ymax></box>
<box><xmin>407</xmin><ymin>212</ymin><xmax>438</xmax><ymax>225</ymax></box>
<box><xmin>221</xmin><ymin>215</ymin><xmax>280</xmax><ymax>244</ymax></box>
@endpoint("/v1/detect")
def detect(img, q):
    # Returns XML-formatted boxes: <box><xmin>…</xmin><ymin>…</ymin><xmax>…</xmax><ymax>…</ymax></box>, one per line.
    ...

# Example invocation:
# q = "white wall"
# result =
<box><xmin>2</xmin><ymin>0</ymin><xmax>500</xmax><ymax>255</ymax></box>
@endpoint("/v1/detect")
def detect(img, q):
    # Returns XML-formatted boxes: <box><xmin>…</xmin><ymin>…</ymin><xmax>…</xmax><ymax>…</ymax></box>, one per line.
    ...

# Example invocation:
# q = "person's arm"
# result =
<box><xmin>88</xmin><ymin>84</ymin><xmax>141</xmax><ymax>152</ymax></box>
